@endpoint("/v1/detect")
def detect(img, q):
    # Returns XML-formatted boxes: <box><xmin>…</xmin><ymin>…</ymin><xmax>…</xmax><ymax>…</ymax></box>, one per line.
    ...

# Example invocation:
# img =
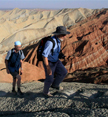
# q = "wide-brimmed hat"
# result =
<box><xmin>52</xmin><ymin>26</ymin><xmax>70</xmax><ymax>35</ymax></box>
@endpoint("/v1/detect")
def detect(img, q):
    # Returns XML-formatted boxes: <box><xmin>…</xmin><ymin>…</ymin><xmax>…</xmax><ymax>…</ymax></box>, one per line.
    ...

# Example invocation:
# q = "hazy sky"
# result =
<box><xmin>0</xmin><ymin>0</ymin><xmax>108</xmax><ymax>9</ymax></box>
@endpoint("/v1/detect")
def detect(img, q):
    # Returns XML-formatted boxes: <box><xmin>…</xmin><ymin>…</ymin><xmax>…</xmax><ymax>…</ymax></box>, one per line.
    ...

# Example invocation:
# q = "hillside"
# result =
<box><xmin>0</xmin><ymin>8</ymin><xmax>101</xmax><ymax>53</ymax></box>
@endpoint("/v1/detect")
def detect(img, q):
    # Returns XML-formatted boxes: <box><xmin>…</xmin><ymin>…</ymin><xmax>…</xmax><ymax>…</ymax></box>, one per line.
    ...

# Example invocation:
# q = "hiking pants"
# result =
<box><xmin>43</xmin><ymin>60</ymin><xmax>67</xmax><ymax>94</ymax></box>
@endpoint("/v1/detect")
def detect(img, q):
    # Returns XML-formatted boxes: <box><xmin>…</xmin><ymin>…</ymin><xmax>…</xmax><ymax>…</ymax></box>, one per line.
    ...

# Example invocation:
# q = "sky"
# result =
<box><xmin>0</xmin><ymin>0</ymin><xmax>108</xmax><ymax>9</ymax></box>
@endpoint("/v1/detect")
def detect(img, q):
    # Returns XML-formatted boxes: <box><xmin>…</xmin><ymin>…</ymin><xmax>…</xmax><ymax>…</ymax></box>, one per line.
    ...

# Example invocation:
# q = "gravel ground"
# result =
<box><xmin>0</xmin><ymin>82</ymin><xmax>108</xmax><ymax>117</ymax></box>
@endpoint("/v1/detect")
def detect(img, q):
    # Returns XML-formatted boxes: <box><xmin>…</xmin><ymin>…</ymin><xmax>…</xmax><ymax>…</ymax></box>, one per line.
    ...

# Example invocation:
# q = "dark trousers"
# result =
<box><xmin>43</xmin><ymin>60</ymin><xmax>67</xmax><ymax>94</ymax></box>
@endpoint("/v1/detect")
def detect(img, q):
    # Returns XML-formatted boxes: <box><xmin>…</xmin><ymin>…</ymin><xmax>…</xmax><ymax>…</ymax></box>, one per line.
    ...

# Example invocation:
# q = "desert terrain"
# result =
<box><xmin>0</xmin><ymin>8</ymin><xmax>108</xmax><ymax>117</ymax></box>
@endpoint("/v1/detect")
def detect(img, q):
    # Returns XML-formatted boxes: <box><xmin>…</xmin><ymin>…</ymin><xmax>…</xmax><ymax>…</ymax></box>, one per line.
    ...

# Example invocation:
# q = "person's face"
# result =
<box><xmin>58</xmin><ymin>34</ymin><xmax>66</xmax><ymax>41</ymax></box>
<box><xmin>15</xmin><ymin>45</ymin><xmax>22</xmax><ymax>51</ymax></box>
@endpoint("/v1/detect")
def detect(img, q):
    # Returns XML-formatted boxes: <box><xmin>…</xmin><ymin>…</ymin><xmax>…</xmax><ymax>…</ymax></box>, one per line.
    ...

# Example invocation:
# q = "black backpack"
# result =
<box><xmin>36</xmin><ymin>36</ymin><xmax>55</xmax><ymax>66</ymax></box>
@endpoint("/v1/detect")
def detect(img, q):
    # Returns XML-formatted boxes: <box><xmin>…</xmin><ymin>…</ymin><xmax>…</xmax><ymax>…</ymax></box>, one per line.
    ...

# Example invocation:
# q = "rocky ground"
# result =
<box><xmin>0</xmin><ymin>82</ymin><xmax>108</xmax><ymax>117</ymax></box>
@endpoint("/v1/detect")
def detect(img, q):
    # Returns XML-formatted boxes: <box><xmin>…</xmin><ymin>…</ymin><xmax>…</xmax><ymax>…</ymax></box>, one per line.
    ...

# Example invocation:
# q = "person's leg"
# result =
<box><xmin>10</xmin><ymin>72</ymin><xmax>17</xmax><ymax>92</ymax></box>
<box><xmin>51</xmin><ymin>60</ymin><xmax>67</xmax><ymax>87</ymax></box>
<box><xmin>16</xmin><ymin>74</ymin><xmax>21</xmax><ymax>89</ymax></box>
<box><xmin>12</xmin><ymin>78</ymin><xmax>16</xmax><ymax>91</ymax></box>
<box><xmin>43</xmin><ymin>62</ymin><xmax>57</xmax><ymax>94</ymax></box>
<box><xmin>16</xmin><ymin>74</ymin><xmax>23</xmax><ymax>95</ymax></box>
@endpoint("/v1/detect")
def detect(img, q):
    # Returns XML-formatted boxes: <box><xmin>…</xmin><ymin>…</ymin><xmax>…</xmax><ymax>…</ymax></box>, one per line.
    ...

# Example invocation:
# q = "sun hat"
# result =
<box><xmin>14</xmin><ymin>41</ymin><xmax>21</xmax><ymax>46</ymax></box>
<box><xmin>52</xmin><ymin>26</ymin><xmax>70</xmax><ymax>35</ymax></box>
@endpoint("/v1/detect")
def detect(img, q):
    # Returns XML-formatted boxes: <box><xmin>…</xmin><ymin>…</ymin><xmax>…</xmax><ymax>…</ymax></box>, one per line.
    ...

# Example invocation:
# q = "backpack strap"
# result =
<box><xmin>47</xmin><ymin>37</ymin><xmax>55</xmax><ymax>55</ymax></box>
<box><xmin>47</xmin><ymin>38</ymin><xmax>55</xmax><ymax>49</ymax></box>
<box><xmin>36</xmin><ymin>37</ymin><xmax>55</xmax><ymax>66</ymax></box>
<box><xmin>19</xmin><ymin>50</ymin><xmax>22</xmax><ymax>56</ymax></box>
<box><xmin>54</xmin><ymin>36</ymin><xmax>59</xmax><ymax>46</ymax></box>
<box><xmin>8</xmin><ymin>48</ymin><xmax>14</xmax><ymax>61</ymax></box>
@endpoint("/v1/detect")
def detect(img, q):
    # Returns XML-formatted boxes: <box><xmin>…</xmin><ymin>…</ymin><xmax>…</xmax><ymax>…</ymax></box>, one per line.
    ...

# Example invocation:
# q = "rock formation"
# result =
<box><xmin>0</xmin><ymin>8</ymin><xmax>107</xmax><ymax>84</ymax></box>
<box><xmin>0</xmin><ymin>8</ymin><xmax>101</xmax><ymax>53</ymax></box>
<box><xmin>64</xmin><ymin>65</ymin><xmax>108</xmax><ymax>84</ymax></box>
<box><xmin>24</xmin><ymin>9</ymin><xmax>108</xmax><ymax>73</ymax></box>
<box><xmin>62</xmin><ymin>9</ymin><xmax>108</xmax><ymax>73</ymax></box>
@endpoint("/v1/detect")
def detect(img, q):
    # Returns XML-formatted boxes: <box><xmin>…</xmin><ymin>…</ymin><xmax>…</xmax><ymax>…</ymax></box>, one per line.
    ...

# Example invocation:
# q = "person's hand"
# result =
<box><xmin>6</xmin><ymin>68</ymin><xmax>10</xmax><ymax>74</ymax></box>
<box><xmin>46</xmin><ymin>65</ymin><xmax>52</xmax><ymax>76</ymax></box>
<box><xmin>20</xmin><ymin>70</ymin><xmax>23</xmax><ymax>75</ymax></box>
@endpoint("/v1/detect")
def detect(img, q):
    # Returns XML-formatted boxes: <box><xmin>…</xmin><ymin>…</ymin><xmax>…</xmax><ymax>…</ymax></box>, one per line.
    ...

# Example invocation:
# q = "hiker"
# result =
<box><xmin>5</xmin><ymin>41</ymin><xmax>25</xmax><ymax>96</ymax></box>
<box><xmin>42</xmin><ymin>26</ymin><xmax>70</xmax><ymax>97</ymax></box>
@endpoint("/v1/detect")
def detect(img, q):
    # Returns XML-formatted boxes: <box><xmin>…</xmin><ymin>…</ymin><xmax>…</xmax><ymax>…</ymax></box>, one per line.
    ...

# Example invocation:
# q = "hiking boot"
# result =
<box><xmin>12</xmin><ymin>90</ymin><xmax>17</xmax><ymax>95</ymax></box>
<box><xmin>43</xmin><ymin>92</ymin><xmax>53</xmax><ymax>97</ymax></box>
<box><xmin>51</xmin><ymin>85</ymin><xmax>64</xmax><ymax>91</ymax></box>
<box><xmin>17</xmin><ymin>90</ymin><xmax>24</xmax><ymax>96</ymax></box>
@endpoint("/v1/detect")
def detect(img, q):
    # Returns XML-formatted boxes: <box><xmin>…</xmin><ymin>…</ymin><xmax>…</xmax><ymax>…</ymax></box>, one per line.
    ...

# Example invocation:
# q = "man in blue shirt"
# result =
<box><xmin>5</xmin><ymin>41</ymin><xmax>25</xmax><ymax>96</ymax></box>
<box><xmin>42</xmin><ymin>26</ymin><xmax>70</xmax><ymax>97</ymax></box>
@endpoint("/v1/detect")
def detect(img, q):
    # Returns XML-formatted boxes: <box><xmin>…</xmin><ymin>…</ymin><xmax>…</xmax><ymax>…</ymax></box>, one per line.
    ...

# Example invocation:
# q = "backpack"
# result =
<box><xmin>36</xmin><ymin>36</ymin><xmax>56</xmax><ymax>66</ymax></box>
<box><xmin>8</xmin><ymin>48</ymin><xmax>22</xmax><ymax>62</ymax></box>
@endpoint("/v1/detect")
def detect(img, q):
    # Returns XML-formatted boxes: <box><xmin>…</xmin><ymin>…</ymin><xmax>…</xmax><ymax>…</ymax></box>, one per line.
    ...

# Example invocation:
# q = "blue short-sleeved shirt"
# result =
<box><xmin>42</xmin><ymin>36</ymin><xmax>61</xmax><ymax>62</ymax></box>
<box><xmin>5</xmin><ymin>49</ymin><xmax>25</xmax><ymax>73</ymax></box>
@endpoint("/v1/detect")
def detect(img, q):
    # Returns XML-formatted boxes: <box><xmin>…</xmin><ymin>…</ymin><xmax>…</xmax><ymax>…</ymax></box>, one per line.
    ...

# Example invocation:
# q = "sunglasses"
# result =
<box><xmin>16</xmin><ymin>46</ymin><xmax>22</xmax><ymax>48</ymax></box>
<box><xmin>62</xmin><ymin>34</ymin><xmax>66</xmax><ymax>37</ymax></box>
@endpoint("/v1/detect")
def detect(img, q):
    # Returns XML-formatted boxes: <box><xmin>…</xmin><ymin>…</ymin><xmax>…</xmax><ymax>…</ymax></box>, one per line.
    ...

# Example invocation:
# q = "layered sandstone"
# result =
<box><xmin>62</xmin><ymin>9</ymin><xmax>108</xmax><ymax>73</ymax></box>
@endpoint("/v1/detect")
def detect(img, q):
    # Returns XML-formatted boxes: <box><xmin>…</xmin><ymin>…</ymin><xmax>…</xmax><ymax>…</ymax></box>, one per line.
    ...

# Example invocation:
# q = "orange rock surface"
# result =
<box><xmin>0</xmin><ymin>62</ymin><xmax>45</xmax><ymax>83</ymax></box>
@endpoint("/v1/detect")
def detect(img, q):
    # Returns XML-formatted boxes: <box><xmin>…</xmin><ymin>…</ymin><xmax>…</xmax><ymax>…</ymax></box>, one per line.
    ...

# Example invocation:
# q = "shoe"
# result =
<box><xmin>12</xmin><ymin>90</ymin><xmax>17</xmax><ymax>95</ymax></box>
<box><xmin>51</xmin><ymin>85</ymin><xmax>64</xmax><ymax>91</ymax></box>
<box><xmin>43</xmin><ymin>92</ymin><xmax>53</xmax><ymax>97</ymax></box>
<box><xmin>17</xmin><ymin>90</ymin><xmax>24</xmax><ymax>96</ymax></box>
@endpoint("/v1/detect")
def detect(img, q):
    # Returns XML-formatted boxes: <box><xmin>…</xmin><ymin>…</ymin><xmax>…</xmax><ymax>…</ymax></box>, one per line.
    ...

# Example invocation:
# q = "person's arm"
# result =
<box><xmin>20</xmin><ymin>50</ymin><xmax>25</xmax><ymax>75</ymax></box>
<box><xmin>42</xmin><ymin>41</ymin><xmax>53</xmax><ymax>75</ymax></box>
<box><xmin>5</xmin><ymin>50</ymin><xmax>11</xmax><ymax>74</ymax></box>
<box><xmin>42</xmin><ymin>56</ymin><xmax>52</xmax><ymax>75</ymax></box>
<box><xmin>20</xmin><ymin>60</ymin><xmax>23</xmax><ymax>75</ymax></box>
<box><xmin>5</xmin><ymin>60</ymin><xmax>10</xmax><ymax>74</ymax></box>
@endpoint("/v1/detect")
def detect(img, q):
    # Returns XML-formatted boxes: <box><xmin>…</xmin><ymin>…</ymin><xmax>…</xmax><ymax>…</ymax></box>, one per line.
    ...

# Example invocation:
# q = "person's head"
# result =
<box><xmin>14</xmin><ymin>41</ymin><xmax>22</xmax><ymax>51</ymax></box>
<box><xmin>52</xmin><ymin>26</ymin><xmax>70</xmax><ymax>41</ymax></box>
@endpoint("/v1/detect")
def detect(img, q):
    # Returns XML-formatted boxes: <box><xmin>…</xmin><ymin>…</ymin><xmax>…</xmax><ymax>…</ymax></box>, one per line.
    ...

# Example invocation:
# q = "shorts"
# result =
<box><xmin>10</xmin><ymin>71</ymin><xmax>19</xmax><ymax>79</ymax></box>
